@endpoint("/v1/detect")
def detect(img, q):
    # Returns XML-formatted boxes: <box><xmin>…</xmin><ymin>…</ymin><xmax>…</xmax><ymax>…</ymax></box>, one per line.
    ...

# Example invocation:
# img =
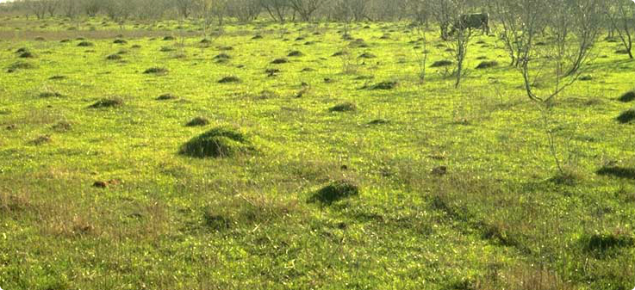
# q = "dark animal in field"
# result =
<box><xmin>450</xmin><ymin>13</ymin><xmax>490</xmax><ymax>35</ymax></box>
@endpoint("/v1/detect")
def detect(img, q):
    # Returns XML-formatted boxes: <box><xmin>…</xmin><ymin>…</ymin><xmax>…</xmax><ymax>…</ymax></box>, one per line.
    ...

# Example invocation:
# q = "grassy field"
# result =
<box><xmin>0</xmin><ymin>16</ymin><xmax>634</xmax><ymax>290</ymax></box>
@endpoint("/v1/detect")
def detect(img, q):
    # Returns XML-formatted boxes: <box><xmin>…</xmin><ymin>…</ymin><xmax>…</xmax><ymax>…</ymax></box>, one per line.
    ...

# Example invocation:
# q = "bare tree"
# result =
<box><xmin>287</xmin><ymin>0</ymin><xmax>328</xmax><ymax>21</ymax></box>
<box><xmin>60</xmin><ymin>0</ymin><xmax>79</xmax><ymax>18</ymax></box>
<box><xmin>82</xmin><ymin>0</ymin><xmax>101</xmax><ymax>17</ymax></box>
<box><xmin>175</xmin><ymin>0</ymin><xmax>195</xmax><ymax>18</ymax></box>
<box><xmin>603</xmin><ymin>0</ymin><xmax>635</xmax><ymax>59</ymax></box>
<box><xmin>260</xmin><ymin>0</ymin><xmax>291</xmax><ymax>23</ymax></box>
<box><xmin>430</xmin><ymin>0</ymin><xmax>454</xmax><ymax>40</ymax></box>
<box><xmin>227</xmin><ymin>0</ymin><xmax>261</xmax><ymax>23</ymax></box>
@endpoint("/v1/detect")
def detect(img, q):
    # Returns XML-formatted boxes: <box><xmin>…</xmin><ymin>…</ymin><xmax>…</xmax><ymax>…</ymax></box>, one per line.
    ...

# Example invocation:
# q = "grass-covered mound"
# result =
<box><xmin>309</xmin><ymin>180</ymin><xmax>360</xmax><ymax>205</ymax></box>
<box><xmin>179</xmin><ymin>126</ymin><xmax>254</xmax><ymax>158</ymax></box>
<box><xmin>618</xmin><ymin>91</ymin><xmax>635</xmax><ymax>103</ymax></box>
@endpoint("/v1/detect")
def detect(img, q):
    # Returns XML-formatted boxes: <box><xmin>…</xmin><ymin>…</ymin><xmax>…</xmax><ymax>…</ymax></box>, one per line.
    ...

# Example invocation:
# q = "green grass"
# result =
<box><xmin>0</xmin><ymin>17</ymin><xmax>634</xmax><ymax>290</ymax></box>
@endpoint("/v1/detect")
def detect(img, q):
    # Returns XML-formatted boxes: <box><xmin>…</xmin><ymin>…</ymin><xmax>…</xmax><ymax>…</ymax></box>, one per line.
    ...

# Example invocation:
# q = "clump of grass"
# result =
<box><xmin>203</xmin><ymin>196</ymin><xmax>296</xmax><ymax>231</ymax></box>
<box><xmin>476</xmin><ymin>61</ymin><xmax>499</xmax><ymax>69</ymax></box>
<box><xmin>251</xmin><ymin>35</ymin><xmax>263</xmax><ymax>40</ymax></box>
<box><xmin>156</xmin><ymin>93</ymin><xmax>178</xmax><ymax>101</ymax></box>
<box><xmin>616</xmin><ymin>109</ymin><xmax>635</xmax><ymax>124</ymax></box>
<box><xmin>200</xmin><ymin>38</ymin><xmax>211</xmax><ymax>44</ymax></box>
<box><xmin>179</xmin><ymin>126</ymin><xmax>254</xmax><ymax>158</ymax></box>
<box><xmin>271</xmin><ymin>58</ymin><xmax>289</xmax><ymax>64</ymax></box>
<box><xmin>88</xmin><ymin>98</ymin><xmax>123</xmax><ymax>109</ymax></box>
<box><xmin>15</xmin><ymin>47</ymin><xmax>29</xmax><ymax>54</ymax></box>
<box><xmin>163</xmin><ymin>36</ymin><xmax>175</xmax><ymax>41</ymax></box>
<box><xmin>618</xmin><ymin>91</ymin><xmax>635</xmax><ymax>103</ymax></box>
<box><xmin>7</xmin><ymin>61</ymin><xmax>36</xmax><ymax>73</ymax></box>
<box><xmin>309</xmin><ymin>180</ymin><xmax>360</xmax><ymax>205</ymax></box>
<box><xmin>49</xmin><ymin>75</ymin><xmax>66</xmax><ymax>80</ymax></box>
<box><xmin>218</xmin><ymin>76</ymin><xmax>241</xmax><ymax>83</ymax></box>
<box><xmin>287</xmin><ymin>50</ymin><xmax>304</xmax><ymax>57</ymax></box>
<box><xmin>106</xmin><ymin>54</ymin><xmax>122</xmax><ymax>60</ymax></box>
<box><xmin>218</xmin><ymin>46</ymin><xmax>233</xmax><ymax>51</ymax></box>
<box><xmin>371</xmin><ymin>81</ymin><xmax>398</xmax><ymax>90</ymax></box>
<box><xmin>143</xmin><ymin>67</ymin><xmax>169</xmax><ymax>75</ymax></box>
<box><xmin>579</xmin><ymin>75</ymin><xmax>593</xmax><ymax>81</ymax></box>
<box><xmin>77</xmin><ymin>41</ymin><xmax>94</xmax><ymax>47</ymax></box>
<box><xmin>160</xmin><ymin>46</ymin><xmax>175</xmax><ymax>52</ymax></box>
<box><xmin>185</xmin><ymin>117</ymin><xmax>210</xmax><ymax>127</ymax></box>
<box><xmin>358</xmin><ymin>52</ymin><xmax>376</xmax><ymax>59</ymax></box>
<box><xmin>431</xmin><ymin>60</ymin><xmax>453</xmax><ymax>67</ymax></box>
<box><xmin>330</xmin><ymin>102</ymin><xmax>357</xmax><ymax>112</ymax></box>
<box><xmin>113</xmin><ymin>39</ymin><xmax>127</xmax><ymax>44</ymax></box>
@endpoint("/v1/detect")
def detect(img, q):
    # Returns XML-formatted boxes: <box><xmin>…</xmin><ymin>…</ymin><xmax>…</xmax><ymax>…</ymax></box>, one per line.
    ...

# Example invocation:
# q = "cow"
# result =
<box><xmin>450</xmin><ymin>13</ymin><xmax>490</xmax><ymax>36</ymax></box>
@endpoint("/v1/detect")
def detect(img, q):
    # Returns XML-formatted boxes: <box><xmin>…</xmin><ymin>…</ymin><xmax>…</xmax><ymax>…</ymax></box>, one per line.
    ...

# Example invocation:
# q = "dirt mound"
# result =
<box><xmin>7</xmin><ymin>61</ymin><xmax>36</xmax><ymax>73</ymax></box>
<box><xmin>18</xmin><ymin>51</ymin><xmax>35</xmax><ymax>58</ymax></box>
<box><xmin>106</xmin><ymin>54</ymin><xmax>122</xmax><ymax>60</ymax></box>
<box><xmin>186</xmin><ymin>117</ymin><xmax>210</xmax><ymax>127</ymax></box>
<box><xmin>371</xmin><ymin>81</ymin><xmax>398</xmax><ymax>90</ymax></box>
<box><xmin>618</xmin><ymin>91</ymin><xmax>635</xmax><ymax>103</ymax></box>
<box><xmin>288</xmin><ymin>50</ymin><xmax>304</xmax><ymax>57</ymax></box>
<box><xmin>330</xmin><ymin>102</ymin><xmax>357</xmax><ymax>112</ymax></box>
<box><xmin>309</xmin><ymin>180</ymin><xmax>360</xmax><ymax>205</ymax></box>
<box><xmin>358</xmin><ymin>52</ymin><xmax>376</xmax><ymax>59</ymax></box>
<box><xmin>88</xmin><ymin>98</ymin><xmax>123</xmax><ymax>109</ymax></box>
<box><xmin>271</xmin><ymin>58</ymin><xmax>289</xmax><ymax>64</ymax></box>
<box><xmin>476</xmin><ymin>61</ymin><xmax>499</xmax><ymax>69</ymax></box>
<box><xmin>218</xmin><ymin>76</ymin><xmax>241</xmax><ymax>83</ymax></box>
<box><xmin>431</xmin><ymin>60</ymin><xmax>453</xmax><ymax>67</ymax></box>
<box><xmin>616</xmin><ymin>109</ymin><xmax>635</xmax><ymax>124</ymax></box>
<box><xmin>156</xmin><ymin>93</ymin><xmax>178</xmax><ymax>101</ymax></box>
<box><xmin>597</xmin><ymin>166</ymin><xmax>635</xmax><ymax>179</ymax></box>
<box><xmin>179</xmin><ymin>126</ymin><xmax>254</xmax><ymax>158</ymax></box>
<box><xmin>143</xmin><ymin>67</ymin><xmax>168</xmax><ymax>75</ymax></box>
<box><xmin>38</xmin><ymin>92</ymin><xmax>64</xmax><ymax>98</ymax></box>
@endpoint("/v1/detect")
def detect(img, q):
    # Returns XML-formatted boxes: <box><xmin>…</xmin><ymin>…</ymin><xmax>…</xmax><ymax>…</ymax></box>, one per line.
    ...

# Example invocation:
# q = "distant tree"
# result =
<box><xmin>227</xmin><ymin>0</ymin><xmax>261</xmax><ymax>23</ymax></box>
<box><xmin>22</xmin><ymin>0</ymin><xmax>51</xmax><ymax>19</ymax></box>
<box><xmin>287</xmin><ymin>0</ymin><xmax>328</xmax><ymax>21</ymax></box>
<box><xmin>260</xmin><ymin>0</ymin><xmax>291</xmax><ymax>23</ymax></box>
<box><xmin>175</xmin><ymin>0</ymin><xmax>195</xmax><ymax>18</ymax></box>
<box><xmin>82</xmin><ymin>0</ymin><xmax>101</xmax><ymax>17</ymax></box>
<box><xmin>60</xmin><ymin>0</ymin><xmax>80</xmax><ymax>18</ymax></box>
<box><xmin>603</xmin><ymin>0</ymin><xmax>635</xmax><ymax>59</ymax></box>
<box><xmin>430</xmin><ymin>0</ymin><xmax>454</xmax><ymax>40</ymax></box>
